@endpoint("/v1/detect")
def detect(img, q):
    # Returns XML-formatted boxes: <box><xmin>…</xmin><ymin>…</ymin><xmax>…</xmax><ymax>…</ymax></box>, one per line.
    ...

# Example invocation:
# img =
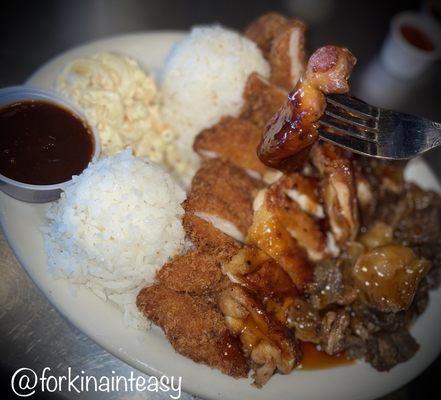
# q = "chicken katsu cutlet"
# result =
<box><xmin>157</xmin><ymin>248</ymin><xmax>232</xmax><ymax>295</ymax></box>
<box><xmin>137</xmin><ymin>285</ymin><xmax>249</xmax><ymax>378</ymax></box>
<box><xmin>183</xmin><ymin>158</ymin><xmax>263</xmax><ymax>246</ymax></box>
<box><xmin>241</xmin><ymin>72</ymin><xmax>287</xmax><ymax>130</ymax></box>
<box><xmin>245</xmin><ymin>13</ymin><xmax>293</xmax><ymax>58</ymax></box>
<box><xmin>194</xmin><ymin>116</ymin><xmax>268</xmax><ymax>179</ymax></box>
<box><xmin>245</xmin><ymin>13</ymin><xmax>306</xmax><ymax>91</ymax></box>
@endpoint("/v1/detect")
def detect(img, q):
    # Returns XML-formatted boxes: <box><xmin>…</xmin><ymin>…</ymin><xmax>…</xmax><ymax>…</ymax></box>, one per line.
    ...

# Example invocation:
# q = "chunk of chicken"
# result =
<box><xmin>311</xmin><ymin>142</ymin><xmax>360</xmax><ymax>244</ymax></box>
<box><xmin>247</xmin><ymin>188</ymin><xmax>313</xmax><ymax>289</ymax></box>
<box><xmin>194</xmin><ymin>116</ymin><xmax>268</xmax><ymax>179</ymax></box>
<box><xmin>183</xmin><ymin>159</ymin><xmax>263</xmax><ymax>247</ymax></box>
<box><xmin>241</xmin><ymin>72</ymin><xmax>287</xmax><ymax>130</ymax></box>
<box><xmin>354</xmin><ymin>163</ymin><xmax>377</xmax><ymax>224</ymax></box>
<box><xmin>269</xmin><ymin>20</ymin><xmax>306</xmax><ymax>91</ymax></box>
<box><xmin>258</xmin><ymin>45</ymin><xmax>356</xmax><ymax>172</ymax></box>
<box><xmin>222</xmin><ymin>245</ymin><xmax>300</xmax><ymax>330</ymax></box>
<box><xmin>283</xmin><ymin>173</ymin><xmax>325</xmax><ymax>218</ymax></box>
<box><xmin>245</xmin><ymin>13</ymin><xmax>306</xmax><ymax>91</ymax></box>
<box><xmin>157</xmin><ymin>248</ymin><xmax>233</xmax><ymax>294</ymax></box>
<box><xmin>223</xmin><ymin>246</ymin><xmax>298</xmax><ymax>300</ymax></box>
<box><xmin>137</xmin><ymin>284</ymin><xmax>249</xmax><ymax>378</ymax></box>
<box><xmin>218</xmin><ymin>284</ymin><xmax>300</xmax><ymax>387</ymax></box>
<box><xmin>267</xmin><ymin>177</ymin><xmax>332</xmax><ymax>260</ymax></box>
<box><xmin>320</xmin><ymin>309</ymin><xmax>350</xmax><ymax>355</ymax></box>
<box><xmin>245</xmin><ymin>13</ymin><xmax>296</xmax><ymax>59</ymax></box>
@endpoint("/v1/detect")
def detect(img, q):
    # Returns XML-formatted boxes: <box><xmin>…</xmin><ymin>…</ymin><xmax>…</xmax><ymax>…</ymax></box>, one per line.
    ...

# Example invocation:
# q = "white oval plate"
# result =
<box><xmin>1</xmin><ymin>32</ymin><xmax>441</xmax><ymax>400</ymax></box>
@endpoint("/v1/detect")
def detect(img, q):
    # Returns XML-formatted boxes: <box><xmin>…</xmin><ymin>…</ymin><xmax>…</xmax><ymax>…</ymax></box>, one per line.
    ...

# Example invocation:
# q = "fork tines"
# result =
<box><xmin>320</xmin><ymin>94</ymin><xmax>380</xmax><ymax>144</ymax></box>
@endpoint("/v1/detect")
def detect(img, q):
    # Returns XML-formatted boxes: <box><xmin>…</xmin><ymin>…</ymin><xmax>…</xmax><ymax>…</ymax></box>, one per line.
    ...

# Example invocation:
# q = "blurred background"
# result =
<box><xmin>1</xmin><ymin>0</ymin><xmax>440</xmax><ymax>399</ymax></box>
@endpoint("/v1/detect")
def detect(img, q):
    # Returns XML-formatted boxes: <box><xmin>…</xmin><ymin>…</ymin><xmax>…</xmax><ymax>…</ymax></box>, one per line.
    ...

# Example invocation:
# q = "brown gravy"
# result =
<box><xmin>0</xmin><ymin>100</ymin><xmax>94</xmax><ymax>185</ymax></box>
<box><xmin>299</xmin><ymin>341</ymin><xmax>354</xmax><ymax>370</ymax></box>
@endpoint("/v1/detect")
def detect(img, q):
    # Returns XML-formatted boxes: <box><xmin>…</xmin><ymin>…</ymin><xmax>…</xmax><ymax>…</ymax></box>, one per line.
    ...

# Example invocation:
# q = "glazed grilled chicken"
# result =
<box><xmin>194</xmin><ymin>117</ymin><xmax>269</xmax><ymax>179</ymax></box>
<box><xmin>258</xmin><ymin>174</ymin><xmax>338</xmax><ymax>261</ymax></box>
<box><xmin>248</xmin><ymin>189</ymin><xmax>313</xmax><ymax>290</ymax></box>
<box><xmin>258</xmin><ymin>45</ymin><xmax>356</xmax><ymax>172</ymax></box>
<box><xmin>157</xmin><ymin>248</ymin><xmax>231</xmax><ymax>295</ymax></box>
<box><xmin>245</xmin><ymin>13</ymin><xmax>296</xmax><ymax>58</ymax></box>
<box><xmin>222</xmin><ymin>245</ymin><xmax>298</xmax><ymax>302</ymax></box>
<box><xmin>241</xmin><ymin>72</ymin><xmax>287</xmax><ymax>130</ymax></box>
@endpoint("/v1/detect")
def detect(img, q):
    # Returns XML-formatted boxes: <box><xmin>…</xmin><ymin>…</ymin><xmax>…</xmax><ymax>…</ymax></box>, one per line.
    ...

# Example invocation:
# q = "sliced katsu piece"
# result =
<box><xmin>137</xmin><ymin>284</ymin><xmax>249</xmax><ymax>378</ymax></box>
<box><xmin>245</xmin><ymin>13</ymin><xmax>295</xmax><ymax>58</ymax></box>
<box><xmin>241</xmin><ymin>72</ymin><xmax>287</xmax><ymax>130</ymax></box>
<box><xmin>269</xmin><ymin>20</ymin><xmax>306</xmax><ymax>91</ymax></box>
<box><xmin>183</xmin><ymin>159</ymin><xmax>264</xmax><ymax>246</ymax></box>
<box><xmin>193</xmin><ymin>116</ymin><xmax>268</xmax><ymax>179</ymax></box>
<box><xmin>245</xmin><ymin>13</ymin><xmax>306</xmax><ymax>91</ymax></box>
<box><xmin>157</xmin><ymin>247</ymin><xmax>232</xmax><ymax>295</ymax></box>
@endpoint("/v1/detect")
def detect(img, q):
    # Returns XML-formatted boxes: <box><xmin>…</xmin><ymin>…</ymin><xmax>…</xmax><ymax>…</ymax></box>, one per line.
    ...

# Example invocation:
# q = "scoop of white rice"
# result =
<box><xmin>42</xmin><ymin>149</ymin><xmax>186</xmax><ymax>328</ymax></box>
<box><xmin>161</xmin><ymin>25</ymin><xmax>270</xmax><ymax>184</ymax></box>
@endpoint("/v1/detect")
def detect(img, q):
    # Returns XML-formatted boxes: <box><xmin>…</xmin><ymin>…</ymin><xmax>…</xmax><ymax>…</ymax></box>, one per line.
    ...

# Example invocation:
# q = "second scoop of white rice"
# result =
<box><xmin>42</xmin><ymin>150</ymin><xmax>186</xmax><ymax>328</ymax></box>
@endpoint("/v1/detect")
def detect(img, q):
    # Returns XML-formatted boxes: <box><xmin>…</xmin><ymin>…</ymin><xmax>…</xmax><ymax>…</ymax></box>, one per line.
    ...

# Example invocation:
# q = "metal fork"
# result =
<box><xmin>318</xmin><ymin>94</ymin><xmax>441</xmax><ymax>159</ymax></box>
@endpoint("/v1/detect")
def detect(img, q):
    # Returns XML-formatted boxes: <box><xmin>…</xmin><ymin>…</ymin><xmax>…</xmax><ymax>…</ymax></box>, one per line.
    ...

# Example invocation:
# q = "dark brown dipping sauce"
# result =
<box><xmin>0</xmin><ymin>100</ymin><xmax>94</xmax><ymax>185</ymax></box>
<box><xmin>400</xmin><ymin>24</ymin><xmax>435</xmax><ymax>51</ymax></box>
<box><xmin>299</xmin><ymin>342</ymin><xmax>354</xmax><ymax>370</ymax></box>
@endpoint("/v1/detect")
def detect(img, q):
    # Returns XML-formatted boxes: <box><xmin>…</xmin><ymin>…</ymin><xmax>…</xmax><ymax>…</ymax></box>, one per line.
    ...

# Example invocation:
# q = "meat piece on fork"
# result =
<box><xmin>137</xmin><ymin>284</ymin><xmax>249</xmax><ymax>378</ymax></box>
<box><xmin>245</xmin><ymin>13</ymin><xmax>306</xmax><ymax>91</ymax></box>
<box><xmin>258</xmin><ymin>45</ymin><xmax>356</xmax><ymax>172</ymax></box>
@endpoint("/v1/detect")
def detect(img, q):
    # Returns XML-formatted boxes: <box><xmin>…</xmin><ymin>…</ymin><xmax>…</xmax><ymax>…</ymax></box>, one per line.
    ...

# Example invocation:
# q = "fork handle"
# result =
<box><xmin>428</xmin><ymin>121</ymin><xmax>441</xmax><ymax>148</ymax></box>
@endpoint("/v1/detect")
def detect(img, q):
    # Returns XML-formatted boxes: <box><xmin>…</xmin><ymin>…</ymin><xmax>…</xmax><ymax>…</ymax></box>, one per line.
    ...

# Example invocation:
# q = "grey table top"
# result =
<box><xmin>1</xmin><ymin>1</ymin><xmax>440</xmax><ymax>399</ymax></box>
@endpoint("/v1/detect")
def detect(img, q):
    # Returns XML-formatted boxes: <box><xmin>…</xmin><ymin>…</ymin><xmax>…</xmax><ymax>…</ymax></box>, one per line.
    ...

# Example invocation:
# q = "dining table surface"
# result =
<box><xmin>1</xmin><ymin>0</ymin><xmax>440</xmax><ymax>399</ymax></box>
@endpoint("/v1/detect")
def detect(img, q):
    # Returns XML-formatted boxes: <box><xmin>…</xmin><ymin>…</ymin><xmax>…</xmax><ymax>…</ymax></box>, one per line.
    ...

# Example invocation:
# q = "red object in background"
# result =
<box><xmin>400</xmin><ymin>24</ymin><xmax>435</xmax><ymax>51</ymax></box>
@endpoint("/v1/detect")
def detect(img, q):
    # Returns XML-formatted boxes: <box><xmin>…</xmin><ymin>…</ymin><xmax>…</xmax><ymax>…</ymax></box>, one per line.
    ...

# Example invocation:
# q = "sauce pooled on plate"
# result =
<box><xmin>0</xmin><ymin>100</ymin><xmax>94</xmax><ymax>185</ymax></box>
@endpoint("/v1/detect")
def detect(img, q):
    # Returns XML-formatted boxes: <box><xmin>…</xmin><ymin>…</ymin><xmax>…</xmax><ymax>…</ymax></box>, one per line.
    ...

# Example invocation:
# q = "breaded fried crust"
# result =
<box><xmin>194</xmin><ymin>116</ymin><xmax>268</xmax><ymax>177</ymax></box>
<box><xmin>269</xmin><ymin>21</ymin><xmax>306</xmax><ymax>90</ymax></box>
<box><xmin>183</xmin><ymin>210</ymin><xmax>241</xmax><ymax>251</ymax></box>
<box><xmin>185</xmin><ymin>159</ymin><xmax>263</xmax><ymax>236</ymax></box>
<box><xmin>245</xmin><ymin>13</ymin><xmax>292</xmax><ymax>58</ymax></box>
<box><xmin>241</xmin><ymin>73</ymin><xmax>287</xmax><ymax>130</ymax></box>
<box><xmin>137</xmin><ymin>285</ymin><xmax>249</xmax><ymax>378</ymax></box>
<box><xmin>157</xmin><ymin>248</ymin><xmax>233</xmax><ymax>294</ymax></box>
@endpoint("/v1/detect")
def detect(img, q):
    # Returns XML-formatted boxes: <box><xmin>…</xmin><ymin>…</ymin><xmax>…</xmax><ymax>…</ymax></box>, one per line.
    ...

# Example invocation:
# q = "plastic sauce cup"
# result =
<box><xmin>0</xmin><ymin>86</ymin><xmax>100</xmax><ymax>203</ymax></box>
<box><xmin>380</xmin><ymin>11</ymin><xmax>441</xmax><ymax>79</ymax></box>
